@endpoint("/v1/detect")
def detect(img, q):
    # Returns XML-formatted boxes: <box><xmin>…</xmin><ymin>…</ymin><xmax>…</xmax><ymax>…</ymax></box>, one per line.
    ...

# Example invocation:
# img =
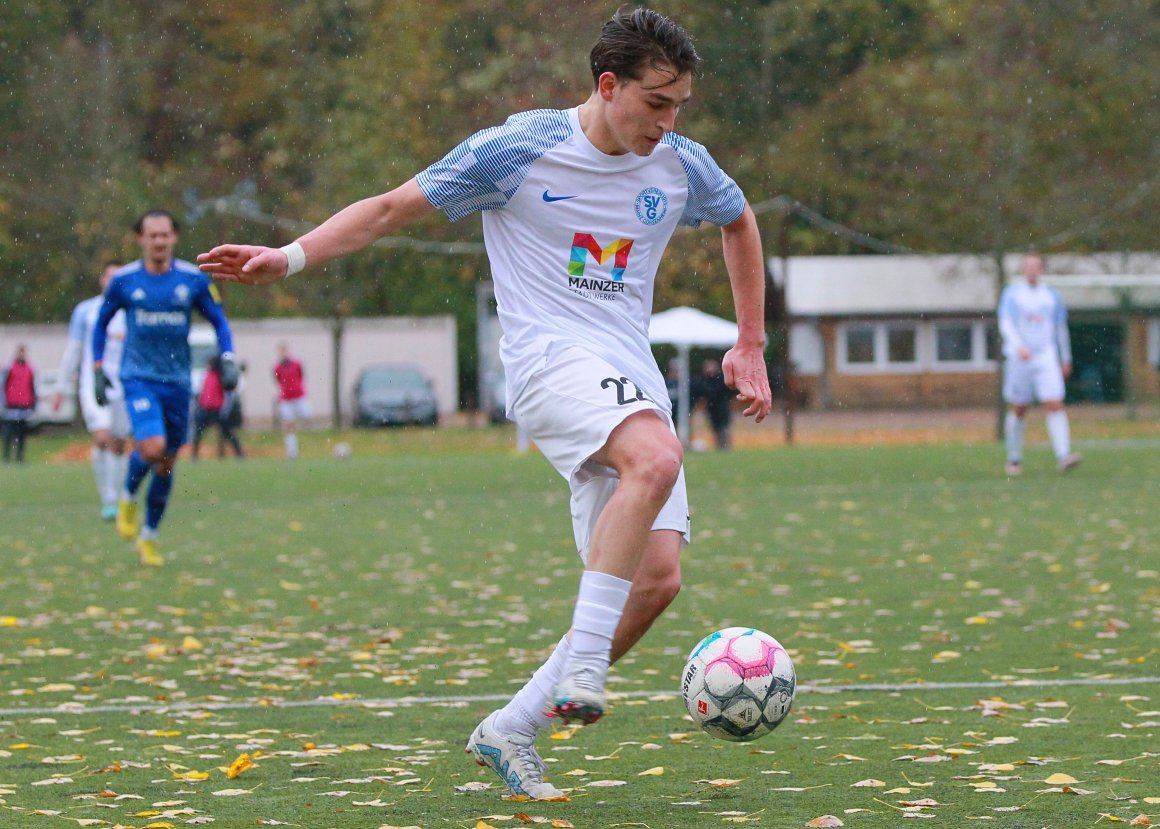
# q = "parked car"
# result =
<box><xmin>1</xmin><ymin>367</ymin><xmax>76</xmax><ymax>430</ymax></box>
<box><xmin>353</xmin><ymin>364</ymin><xmax>438</xmax><ymax>427</ymax></box>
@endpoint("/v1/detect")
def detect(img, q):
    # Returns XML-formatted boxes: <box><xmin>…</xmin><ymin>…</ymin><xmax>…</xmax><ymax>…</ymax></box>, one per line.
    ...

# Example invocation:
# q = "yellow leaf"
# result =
<box><xmin>226</xmin><ymin>753</ymin><xmax>254</xmax><ymax>779</ymax></box>
<box><xmin>806</xmin><ymin>817</ymin><xmax>844</xmax><ymax>828</ymax></box>
<box><xmin>180</xmin><ymin>636</ymin><xmax>203</xmax><ymax>651</ymax></box>
<box><xmin>1044</xmin><ymin>773</ymin><xmax>1079</xmax><ymax>785</ymax></box>
<box><xmin>476</xmin><ymin>823</ymin><xmax>500</xmax><ymax>829</ymax></box>
<box><xmin>550</xmin><ymin>725</ymin><xmax>582</xmax><ymax>741</ymax></box>
<box><xmin>696</xmin><ymin>778</ymin><xmax>742</xmax><ymax>788</ymax></box>
<box><xmin>171</xmin><ymin>770</ymin><xmax>209</xmax><ymax>781</ymax></box>
<box><xmin>638</xmin><ymin>767</ymin><xmax>664</xmax><ymax>776</ymax></box>
<box><xmin>851</xmin><ymin>779</ymin><xmax>885</xmax><ymax>788</ymax></box>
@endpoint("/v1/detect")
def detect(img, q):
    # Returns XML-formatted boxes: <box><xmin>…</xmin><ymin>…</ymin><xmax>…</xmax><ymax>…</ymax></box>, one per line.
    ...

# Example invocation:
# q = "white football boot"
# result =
<box><xmin>551</xmin><ymin>662</ymin><xmax>606</xmax><ymax>725</ymax></box>
<box><xmin>466</xmin><ymin>711</ymin><xmax>565</xmax><ymax>800</ymax></box>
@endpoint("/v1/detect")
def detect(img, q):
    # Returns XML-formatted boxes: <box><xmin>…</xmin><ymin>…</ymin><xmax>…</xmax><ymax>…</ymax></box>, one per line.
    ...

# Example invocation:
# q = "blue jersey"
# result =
<box><xmin>93</xmin><ymin>258</ymin><xmax>234</xmax><ymax>388</ymax></box>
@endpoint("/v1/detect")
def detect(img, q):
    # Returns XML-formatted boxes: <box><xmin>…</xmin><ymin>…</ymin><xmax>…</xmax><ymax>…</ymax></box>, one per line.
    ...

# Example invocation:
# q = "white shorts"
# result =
<box><xmin>80</xmin><ymin>387</ymin><xmax>131</xmax><ymax>438</ymax></box>
<box><xmin>279</xmin><ymin>397</ymin><xmax>311</xmax><ymax>425</ymax></box>
<box><xmin>1003</xmin><ymin>351</ymin><xmax>1065</xmax><ymax>405</ymax></box>
<box><xmin>513</xmin><ymin>346</ymin><xmax>690</xmax><ymax>560</ymax></box>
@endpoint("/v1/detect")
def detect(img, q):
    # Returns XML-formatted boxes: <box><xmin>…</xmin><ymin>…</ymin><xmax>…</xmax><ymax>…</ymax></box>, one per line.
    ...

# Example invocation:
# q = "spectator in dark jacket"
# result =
<box><xmin>697</xmin><ymin>357</ymin><xmax>734</xmax><ymax>451</ymax></box>
<box><xmin>191</xmin><ymin>355</ymin><xmax>244</xmax><ymax>460</ymax></box>
<box><xmin>3</xmin><ymin>344</ymin><xmax>37</xmax><ymax>463</ymax></box>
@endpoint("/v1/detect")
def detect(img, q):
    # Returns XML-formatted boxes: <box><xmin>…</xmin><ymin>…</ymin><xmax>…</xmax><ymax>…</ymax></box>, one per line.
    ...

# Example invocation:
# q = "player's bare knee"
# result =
<box><xmin>627</xmin><ymin>448</ymin><xmax>681</xmax><ymax>504</ymax></box>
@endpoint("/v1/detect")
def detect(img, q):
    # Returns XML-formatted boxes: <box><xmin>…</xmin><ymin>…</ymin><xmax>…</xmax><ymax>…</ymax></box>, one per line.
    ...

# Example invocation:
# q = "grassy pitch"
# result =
<box><xmin>0</xmin><ymin>427</ymin><xmax>1158</xmax><ymax>827</ymax></box>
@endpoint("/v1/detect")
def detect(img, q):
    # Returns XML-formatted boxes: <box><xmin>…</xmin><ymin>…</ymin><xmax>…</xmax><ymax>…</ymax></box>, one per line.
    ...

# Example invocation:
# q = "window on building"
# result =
<box><xmin>845</xmin><ymin>327</ymin><xmax>876</xmax><ymax>364</ymax></box>
<box><xmin>936</xmin><ymin>324</ymin><xmax>974</xmax><ymax>362</ymax></box>
<box><xmin>886</xmin><ymin>326</ymin><xmax>918</xmax><ymax>364</ymax></box>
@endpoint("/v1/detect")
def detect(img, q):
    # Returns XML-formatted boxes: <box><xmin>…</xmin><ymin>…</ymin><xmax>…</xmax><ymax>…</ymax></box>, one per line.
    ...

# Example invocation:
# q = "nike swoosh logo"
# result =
<box><xmin>542</xmin><ymin>190</ymin><xmax>578</xmax><ymax>202</ymax></box>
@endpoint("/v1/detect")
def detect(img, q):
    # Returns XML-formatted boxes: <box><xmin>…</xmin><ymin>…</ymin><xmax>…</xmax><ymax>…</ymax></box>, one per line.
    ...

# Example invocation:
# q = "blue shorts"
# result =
<box><xmin>121</xmin><ymin>379</ymin><xmax>191</xmax><ymax>454</ymax></box>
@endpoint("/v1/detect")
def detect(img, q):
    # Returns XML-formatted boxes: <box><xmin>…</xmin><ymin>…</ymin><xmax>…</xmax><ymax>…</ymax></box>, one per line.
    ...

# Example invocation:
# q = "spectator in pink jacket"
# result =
<box><xmin>3</xmin><ymin>344</ymin><xmax>37</xmax><ymax>463</ymax></box>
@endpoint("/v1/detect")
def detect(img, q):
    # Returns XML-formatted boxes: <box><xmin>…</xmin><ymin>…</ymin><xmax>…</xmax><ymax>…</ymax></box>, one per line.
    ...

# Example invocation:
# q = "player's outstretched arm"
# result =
<box><xmin>197</xmin><ymin>179</ymin><xmax>436</xmax><ymax>285</ymax></box>
<box><xmin>720</xmin><ymin>203</ymin><xmax>772</xmax><ymax>423</ymax></box>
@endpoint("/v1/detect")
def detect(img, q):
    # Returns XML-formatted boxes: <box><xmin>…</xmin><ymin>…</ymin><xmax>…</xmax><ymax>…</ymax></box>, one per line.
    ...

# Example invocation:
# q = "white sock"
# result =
<box><xmin>495</xmin><ymin>635</ymin><xmax>572</xmax><ymax>737</ymax></box>
<box><xmin>1004</xmin><ymin>411</ymin><xmax>1025</xmax><ymax>464</ymax></box>
<box><xmin>285</xmin><ymin>433</ymin><xmax>299</xmax><ymax>458</ymax></box>
<box><xmin>113</xmin><ymin>452</ymin><xmax>129</xmax><ymax>499</ymax></box>
<box><xmin>569</xmin><ymin>570</ymin><xmax>631</xmax><ymax>667</ymax></box>
<box><xmin>92</xmin><ymin>447</ymin><xmax>112</xmax><ymax>505</ymax></box>
<box><xmin>1046</xmin><ymin>410</ymin><xmax>1071</xmax><ymax>458</ymax></box>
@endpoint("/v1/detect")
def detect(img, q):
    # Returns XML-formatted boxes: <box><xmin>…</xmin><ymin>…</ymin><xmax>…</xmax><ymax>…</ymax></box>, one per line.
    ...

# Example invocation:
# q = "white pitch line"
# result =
<box><xmin>1</xmin><ymin>675</ymin><xmax>1158</xmax><ymax>718</ymax></box>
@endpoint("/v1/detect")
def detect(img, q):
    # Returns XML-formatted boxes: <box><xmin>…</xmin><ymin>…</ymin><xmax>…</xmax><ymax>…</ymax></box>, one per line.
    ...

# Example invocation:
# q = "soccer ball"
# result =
<box><xmin>333</xmin><ymin>441</ymin><xmax>352</xmax><ymax>459</ymax></box>
<box><xmin>681</xmin><ymin>627</ymin><xmax>796</xmax><ymax>742</ymax></box>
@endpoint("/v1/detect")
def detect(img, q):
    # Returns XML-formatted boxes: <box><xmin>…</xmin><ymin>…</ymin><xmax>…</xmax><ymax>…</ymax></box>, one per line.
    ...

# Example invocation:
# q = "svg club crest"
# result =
<box><xmin>635</xmin><ymin>187</ymin><xmax>668</xmax><ymax>226</ymax></box>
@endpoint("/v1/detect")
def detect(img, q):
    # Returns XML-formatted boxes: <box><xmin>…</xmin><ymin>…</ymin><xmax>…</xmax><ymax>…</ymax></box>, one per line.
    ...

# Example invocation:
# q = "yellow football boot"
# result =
<box><xmin>116</xmin><ymin>498</ymin><xmax>140</xmax><ymax>540</ymax></box>
<box><xmin>136</xmin><ymin>537</ymin><xmax>164</xmax><ymax>567</ymax></box>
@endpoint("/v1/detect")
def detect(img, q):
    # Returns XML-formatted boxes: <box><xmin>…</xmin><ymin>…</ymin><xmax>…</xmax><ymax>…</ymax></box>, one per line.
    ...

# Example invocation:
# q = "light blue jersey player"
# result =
<box><xmin>93</xmin><ymin>209</ymin><xmax>237</xmax><ymax>565</ymax></box>
<box><xmin>198</xmin><ymin>9</ymin><xmax>773</xmax><ymax>803</ymax></box>
<box><xmin>997</xmin><ymin>253</ymin><xmax>1081</xmax><ymax>475</ymax></box>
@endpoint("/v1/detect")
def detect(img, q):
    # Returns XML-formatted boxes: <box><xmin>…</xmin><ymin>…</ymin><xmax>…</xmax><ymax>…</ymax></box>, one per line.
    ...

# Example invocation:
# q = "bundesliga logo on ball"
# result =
<box><xmin>681</xmin><ymin>627</ymin><xmax>796</xmax><ymax>742</ymax></box>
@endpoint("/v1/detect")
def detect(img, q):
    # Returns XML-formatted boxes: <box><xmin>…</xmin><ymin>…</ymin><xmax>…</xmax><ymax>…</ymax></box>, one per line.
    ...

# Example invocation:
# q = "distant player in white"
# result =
<box><xmin>998</xmin><ymin>253</ymin><xmax>1081</xmax><ymax>474</ymax></box>
<box><xmin>53</xmin><ymin>263</ymin><xmax>130</xmax><ymax>519</ymax></box>
<box><xmin>198</xmin><ymin>8</ymin><xmax>771</xmax><ymax>801</ymax></box>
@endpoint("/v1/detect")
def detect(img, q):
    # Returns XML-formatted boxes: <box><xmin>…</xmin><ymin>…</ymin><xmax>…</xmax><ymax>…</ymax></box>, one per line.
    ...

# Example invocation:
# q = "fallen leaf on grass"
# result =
<box><xmin>637</xmin><ymin>767</ymin><xmax>664</xmax><ymax>776</ymax></box>
<box><xmin>225</xmin><ymin>752</ymin><xmax>255</xmax><ymax>779</ymax></box>
<box><xmin>1043</xmin><ymin>773</ymin><xmax>1079</xmax><ymax>785</ymax></box>
<box><xmin>806</xmin><ymin>817</ymin><xmax>843</xmax><ymax>828</ymax></box>
<box><xmin>696</xmin><ymin>778</ymin><xmax>743</xmax><ymax>788</ymax></box>
<box><xmin>851</xmin><ymin>779</ymin><xmax>885</xmax><ymax>788</ymax></box>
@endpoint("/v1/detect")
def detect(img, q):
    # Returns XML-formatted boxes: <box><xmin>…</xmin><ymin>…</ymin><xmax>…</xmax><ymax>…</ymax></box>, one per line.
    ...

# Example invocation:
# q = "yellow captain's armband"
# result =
<box><xmin>209</xmin><ymin>283</ymin><xmax>223</xmax><ymax>304</ymax></box>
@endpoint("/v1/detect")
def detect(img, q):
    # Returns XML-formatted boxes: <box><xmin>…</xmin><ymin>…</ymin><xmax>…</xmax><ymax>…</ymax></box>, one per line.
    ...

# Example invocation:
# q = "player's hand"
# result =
<box><xmin>219</xmin><ymin>353</ymin><xmax>241</xmax><ymax>391</ymax></box>
<box><xmin>51</xmin><ymin>392</ymin><xmax>63</xmax><ymax>412</ymax></box>
<box><xmin>197</xmin><ymin>245</ymin><xmax>289</xmax><ymax>285</ymax></box>
<box><xmin>94</xmin><ymin>368</ymin><xmax>111</xmax><ymax>407</ymax></box>
<box><xmin>1062</xmin><ymin>361</ymin><xmax>1072</xmax><ymax>380</ymax></box>
<box><xmin>1017</xmin><ymin>346</ymin><xmax>1032</xmax><ymax>361</ymax></box>
<box><xmin>722</xmin><ymin>343</ymin><xmax>772</xmax><ymax>423</ymax></box>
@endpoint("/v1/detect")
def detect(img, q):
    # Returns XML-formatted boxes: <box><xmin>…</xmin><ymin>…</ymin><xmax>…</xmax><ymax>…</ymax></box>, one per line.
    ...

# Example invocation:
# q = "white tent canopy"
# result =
<box><xmin>648</xmin><ymin>306</ymin><xmax>739</xmax><ymax>445</ymax></box>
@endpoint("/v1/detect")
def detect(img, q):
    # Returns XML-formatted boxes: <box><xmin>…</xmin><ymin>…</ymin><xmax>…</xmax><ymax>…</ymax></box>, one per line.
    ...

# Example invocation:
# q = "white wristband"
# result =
<box><xmin>280</xmin><ymin>241</ymin><xmax>306</xmax><ymax>277</ymax></box>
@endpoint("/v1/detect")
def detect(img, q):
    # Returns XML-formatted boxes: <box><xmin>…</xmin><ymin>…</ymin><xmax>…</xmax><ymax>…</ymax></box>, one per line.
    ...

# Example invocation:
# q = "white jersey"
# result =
<box><xmin>997</xmin><ymin>280</ymin><xmax>1072</xmax><ymax>363</ymax></box>
<box><xmin>57</xmin><ymin>294</ymin><xmax>127</xmax><ymax>400</ymax></box>
<box><xmin>416</xmin><ymin>107</ymin><xmax>745</xmax><ymax>415</ymax></box>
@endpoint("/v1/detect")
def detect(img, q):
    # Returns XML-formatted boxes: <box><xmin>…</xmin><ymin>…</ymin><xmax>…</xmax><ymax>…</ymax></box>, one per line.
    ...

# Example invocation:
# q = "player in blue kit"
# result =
<box><xmin>93</xmin><ymin>209</ymin><xmax>238</xmax><ymax>566</ymax></box>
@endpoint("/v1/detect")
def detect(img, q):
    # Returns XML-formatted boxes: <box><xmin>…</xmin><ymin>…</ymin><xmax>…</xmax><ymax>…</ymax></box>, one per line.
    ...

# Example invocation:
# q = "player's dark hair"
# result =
<box><xmin>590</xmin><ymin>7</ymin><xmax>701</xmax><ymax>87</ymax></box>
<box><xmin>133</xmin><ymin>208</ymin><xmax>180</xmax><ymax>235</ymax></box>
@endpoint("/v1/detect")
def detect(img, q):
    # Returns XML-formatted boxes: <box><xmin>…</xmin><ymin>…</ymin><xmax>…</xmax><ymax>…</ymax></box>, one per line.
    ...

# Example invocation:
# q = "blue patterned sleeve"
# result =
<box><xmin>664</xmin><ymin>134</ymin><xmax>746</xmax><ymax>228</ymax></box>
<box><xmin>416</xmin><ymin>110</ymin><xmax>572</xmax><ymax>222</ymax></box>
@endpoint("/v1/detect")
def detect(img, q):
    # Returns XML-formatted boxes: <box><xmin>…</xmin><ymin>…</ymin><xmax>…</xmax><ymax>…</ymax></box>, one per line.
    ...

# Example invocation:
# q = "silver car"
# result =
<box><xmin>353</xmin><ymin>364</ymin><xmax>439</xmax><ymax>427</ymax></box>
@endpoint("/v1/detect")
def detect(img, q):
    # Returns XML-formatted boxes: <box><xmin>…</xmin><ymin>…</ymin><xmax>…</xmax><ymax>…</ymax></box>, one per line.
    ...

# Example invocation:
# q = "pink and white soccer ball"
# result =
<box><xmin>681</xmin><ymin>627</ymin><xmax>796</xmax><ymax>742</ymax></box>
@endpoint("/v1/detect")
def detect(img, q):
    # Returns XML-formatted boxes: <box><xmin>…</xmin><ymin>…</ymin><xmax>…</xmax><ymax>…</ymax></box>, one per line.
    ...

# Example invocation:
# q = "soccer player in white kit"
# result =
<box><xmin>198</xmin><ymin>8</ymin><xmax>771</xmax><ymax>800</ymax></box>
<box><xmin>998</xmin><ymin>253</ymin><xmax>1082</xmax><ymax>475</ymax></box>
<box><xmin>53</xmin><ymin>263</ymin><xmax>131</xmax><ymax>520</ymax></box>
